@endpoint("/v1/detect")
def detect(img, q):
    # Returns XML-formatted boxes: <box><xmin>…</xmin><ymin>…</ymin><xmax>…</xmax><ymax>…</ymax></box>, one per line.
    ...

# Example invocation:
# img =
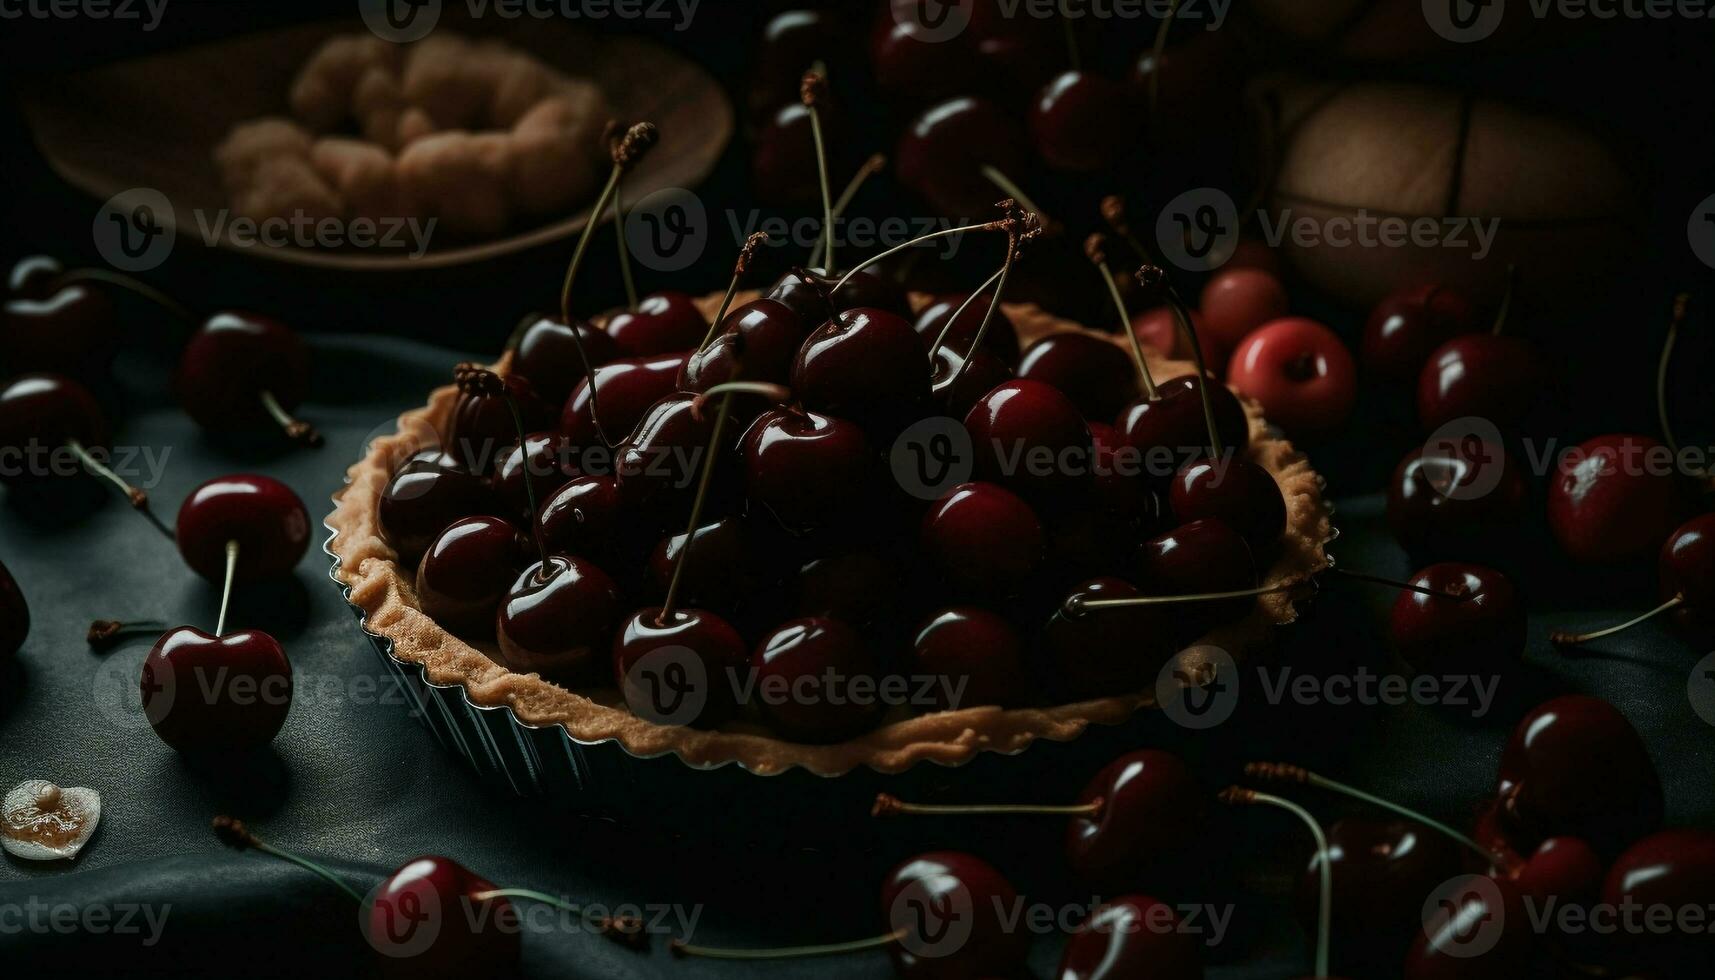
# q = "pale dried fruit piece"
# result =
<box><xmin>1</xmin><ymin>779</ymin><xmax>101</xmax><ymax>861</ymax></box>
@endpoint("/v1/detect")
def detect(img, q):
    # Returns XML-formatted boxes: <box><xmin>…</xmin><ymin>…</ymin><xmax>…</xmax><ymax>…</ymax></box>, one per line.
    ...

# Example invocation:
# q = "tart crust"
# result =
<box><xmin>327</xmin><ymin>293</ymin><xmax>1333</xmax><ymax>777</ymax></box>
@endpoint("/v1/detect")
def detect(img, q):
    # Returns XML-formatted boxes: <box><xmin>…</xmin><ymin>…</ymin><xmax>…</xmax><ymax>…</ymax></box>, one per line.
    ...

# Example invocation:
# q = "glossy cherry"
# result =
<box><xmin>1059</xmin><ymin>895</ymin><xmax>1202</xmax><ymax>980</ymax></box>
<box><xmin>793</xmin><ymin>550</ymin><xmax>902</xmax><ymax>627</ymax></box>
<box><xmin>176</xmin><ymin>474</ymin><xmax>310</xmax><ymax>583</ymax></box>
<box><xmin>0</xmin><ymin>372</ymin><xmax>108</xmax><ymax>486</ymax></box>
<box><xmin>1600</xmin><ymin>828</ymin><xmax>1715</xmax><ymax>975</ymax></box>
<box><xmin>750</xmin><ymin>616</ymin><xmax>879</xmax><ymax>742</ymax></box>
<box><xmin>1199</xmin><ymin>267</ymin><xmax>1289</xmax><ymax>352</ymax></box>
<box><xmin>1066</xmin><ymin>749</ymin><xmax>1209</xmax><ymax>893</ymax></box>
<box><xmin>495</xmin><ymin>556</ymin><xmax>622</xmax><ymax>679</ymax></box>
<box><xmin>0</xmin><ymin>558</ymin><xmax>27</xmax><ymax>659</ymax></box>
<box><xmin>767</xmin><ymin>267</ymin><xmax>908</xmax><ymax>323</ymax></box>
<box><xmin>415</xmin><ymin>516</ymin><xmax>527</xmax><ymax>639</ymax></box>
<box><xmin>141</xmin><ymin>626</ymin><xmax>292</xmax><ymax>753</ymax></box>
<box><xmin>613</xmin><ymin>607</ymin><xmax>748</xmax><ymax>729</ymax></box>
<box><xmin>378</xmin><ymin>450</ymin><xmax>502</xmax><ymax>564</ymax></box>
<box><xmin>1043</xmin><ymin>578</ymin><xmax>1171</xmax><ymax>699</ymax></box>
<box><xmin>1546</xmin><ymin>434</ymin><xmax>1692</xmax><ymax>565</ymax></box>
<box><xmin>878</xmin><ymin>852</ymin><xmax>1028</xmax><ymax>980</ymax></box>
<box><xmin>1493</xmin><ymin>694</ymin><xmax>1663</xmax><ymax>857</ymax></box>
<box><xmin>1362</xmin><ymin>284</ymin><xmax>1476</xmax><ymax>384</ymax></box>
<box><xmin>1660</xmin><ymin>512</ymin><xmax>1715</xmax><ymax>634</ymax></box>
<box><xmin>1087</xmin><ymin>420</ymin><xmax>1147</xmax><ymax>513</ymax></box>
<box><xmin>1302</xmin><ymin>818</ymin><xmax>1464</xmax><ymax>976</ymax></box>
<box><xmin>792</xmin><ymin>306</ymin><xmax>928</xmax><ymax>437</ymax></box>
<box><xmin>869</xmin><ymin>2</ymin><xmax>982</xmax><ymax>104</ymax></box>
<box><xmin>750</xmin><ymin>102</ymin><xmax>824</xmax><ymax>207</ymax></box>
<box><xmin>921</xmin><ymin>481</ymin><xmax>1044</xmax><ymax>596</ymax></box>
<box><xmin>680</xmin><ymin>298</ymin><xmax>806</xmax><ymax>392</ymax></box>
<box><xmin>1388</xmin><ymin>563</ymin><xmax>1525</xmax><ymax>677</ymax></box>
<box><xmin>535</xmin><ymin>474</ymin><xmax>628</xmax><ymax>566</ymax></box>
<box><xmin>929</xmin><ymin>343</ymin><xmax>1012</xmax><ymax>420</ymax></box>
<box><xmin>450</xmin><ymin>371</ymin><xmax>553</xmax><ymax>470</ymax></box>
<box><xmin>510</xmin><ymin>315</ymin><xmax>619</xmax><ymax>409</ymax></box>
<box><xmin>1400</xmin><ymin>874</ymin><xmax>1533</xmax><ymax>980</ymax></box>
<box><xmin>1169</xmin><ymin>456</ymin><xmax>1286</xmax><ymax>554</ymax></box>
<box><xmin>1116</xmin><ymin>373</ymin><xmax>1250</xmax><ymax>470</ymax></box>
<box><xmin>2</xmin><ymin>266</ymin><xmax>117</xmax><ymax>376</ymax></box>
<box><xmin>1027</xmin><ymin>70</ymin><xmax>1139</xmax><ymax>173</ymax></box>
<box><xmin>1132</xmin><ymin>305</ymin><xmax>1221</xmax><ymax>367</ymax></box>
<box><xmin>913</xmin><ymin>293</ymin><xmax>1019</xmax><ymax>364</ymax></box>
<box><xmin>1226</xmin><ymin>317</ymin><xmax>1356</xmax><ymax>440</ymax></box>
<box><xmin>559</xmin><ymin>352</ymin><xmax>687</xmax><ymax>454</ymax></box>
<box><xmin>615</xmin><ymin>393</ymin><xmax>718</xmax><ymax>520</ymax></box>
<box><xmin>1416</xmin><ymin>334</ymin><xmax>1541</xmax><ymax>434</ymax></box>
<box><xmin>895</xmin><ymin>96</ymin><xmax>1031</xmax><ymax>218</ymax></box>
<box><xmin>1136</xmin><ymin>518</ymin><xmax>1258</xmax><ymax>638</ymax></box>
<box><xmin>493</xmin><ymin>431</ymin><xmax>578</xmax><ymax>520</ymax></box>
<box><xmin>604</xmin><ymin>290</ymin><xmax>707</xmax><ymax>357</ymax></box>
<box><xmin>741</xmin><ymin>406</ymin><xmax>873</xmax><ymax>532</ymax></box>
<box><xmin>646</xmin><ymin>517</ymin><xmax>760</xmax><ymax>616</ymax></box>
<box><xmin>175</xmin><ymin>311</ymin><xmax>319</xmax><ymax>445</ymax></box>
<box><xmin>908</xmin><ymin>607</ymin><xmax>1030</xmax><ymax>711</ymax></box>
<box><xmin>964</xmin><ymin>379</ymin><xmax>1094</xmax><ymax>505</ymax></box>
<box><xmin>366</xmin><ymin>855</ymin><xmax>521</xmax><ymax>977</ymax></box>
<box><xmin>1386</xmin><ymin>440</ymin><xmax>1529</xmax><ymax>559</ymax></box>
<box><xmin>1016</xmin><ymin>332</ymin><xmax>1137</xmax><ymax>421</ymax></box>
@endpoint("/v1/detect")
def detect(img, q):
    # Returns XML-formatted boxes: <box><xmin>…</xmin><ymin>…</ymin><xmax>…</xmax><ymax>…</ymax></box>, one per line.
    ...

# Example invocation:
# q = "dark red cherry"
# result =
<box><xmin>1016</xmin><ymin>332</ymin><xmax>1137</xmax><ymax>421</ymax></box>
<box><xmin>792</xmin><ymin>307</ymin><xmax>928</xmax><ymax>437</ymax></box>
<box><xmin>559</xmin><ymin>353</ymin><xmax>687</xmax><ymax>454</ymax></box>
<box><xmin>1511</xmin><ymin>835</ymin><xmax>1604</xmax><ymax>909</ymax></box>
<box><xmin>495</xmin><ymin>556</ymin><xmax>621</xmax><ymax>679</ymax></box>
<box><xmin>536</xmin><ymin>475</ymin><xmax>628</xmax><ymax>565</ymax></box>
<box><xmin>1600</xmin><ymin>829</ymin><xmax>1715</xmax><ymax>975</ymax></box>
<box><xmin>510</xmin><ymin>315</ymin><xmax>619</xmax><ymax>409</ymax></box>
<box><xmin>870</xmin><ymin>3</ymin><xmax>981</xmax><ymax>105</ymax></box>
<box><xmin>767</xmin><ymin>267</ymin><xmax>908</xmax><ymax>322</ymax></box>
<box><xmin>451</xmin><ymin>371</ymin><xmax>552</xmax><ymax>471</ymax></box>
<box><xmin>1389</xmin><ymin>563</ymin><xmax>1525</xmax><ymax>678</ymax></box>
<box><xmin>175</xmin><ymin>475</ymin><xmax>310</xmax><ymax>583</ymax></box>
<box><xmin>1385</xmin><ymin>440</ymin><xmax>1529</xmax><ymax>559</ymax></box>
<box><xmin>680</xmin><ymin>298</ymin><xmax>806</xmax><ymax>392</ymax></box>
<box><xmin>1132</xmin><ymin>305</ymin><xmax>1221</xmax><ymax>366</ymax></box>
<box><xmin>1362</xmin><ymin>284</ymin><xmax>1477</xmax><ymax>384</ymax></box>
<box><xmin>912</xmin><ymin>293</ymin><xmax>1019</xmax><ymax>364</ymax></box>
<box><xmin>1059</xmin><ymin>895</ymin><xmax>1202</xmax><ymax>980</ymax></box>
<box><xmin>920</xmin><ymin>482</ymin><xmax>1043</xmax><ymax>596</ymax></box>
<box><xmin>750</xmin><ymin>102</ymin><xmax>823</xmax><ymax>207</ymax></box>
<box><xmin>1066</xmin><ymin>749</ymin><xmax>1208</xmax><ymax>893</ymax></box>
<box><xmin>1416</xmin><ymin>335</ymin><xmax>1541</xmax><ymax>434</ymax></box>
<box><xmin>1661</xmin><ymin>512</ymin><xmax>1715</xmax><ymax>632</ymax></box>
<box><xmin>1028</xmin><ymin>70</ymin><xmax>1139</xmax><ymax>173</ymax></box>
<box><xmin>174</xmin><ymin>311</ymin><xmax>311</xmax><ymax>438</ymax></box>
<box><xmin>1400</xmin><ymin>874</ymin><xmax>1533</xmax><ymax>980</ymax></box>
<box><xmin>929</xmin><ymin>343</ymin><xmax>1012</xmax><ymax>420</ymax></box>
<box><xmin>646</xmin><ymin>517</ymin><xmax>760</xmax><ymax>615</ymax></box>
<box><xmin>1136</xmin><ymin>518</ymin><xmax>1257</xmax><ymax>637</ymax></box>
<box><xmin>616</xmin><ymin>393</ymin><xmax>717</xmax><ymax>519</ymax></box>
<box><xmin>964</xmin><ymin>379</ymin><xmax>1094</xmax><ymax>505</ymax></box>
<box><xmin>493</xmin><ymin>431</ymin><xmax>577</xmax><ymax>520</ymax></box>
<box><xmin>604</xmin><ymin>290</ymin><xmax>707</xmax><ymax>358</ymax></box>
<box><xmin>1199</xmin><ymin>267</ymin><xmax>1289</xmax><ymax>352</ymax></box>
<box><xmin>794</xmin><ymin>550</ymin><xmax>902</xmax><ymax>627</ymax></box>
<box><xmin>741</xmin><ymin>407</ymin><xmax>873</xmax><ymax>532</ymax></box>
<box><xmin>752</xmin><ymin>9</ymin><xmax>845</xmax><ymax>112</ymax></box>
<box><xmin>1547</xmin><ymin>434</ymin><xmax>1692</xmax><ymax>565</ymax></box>
<box><xmin>141</xmin><ymin>626</ymin><xmax>291</xmax><ymax>753</ymax></box>
<box><xmin>0</xmin><ymin>373</ymin><xmax>108</xmax><ymax>485</ymax></box>
<box><xmin>1494</xmin><ymin>694</ymin><xmax>1663</xmax><ymax>857</ymax></box>
<box><xmin>1303</xmin><ymin>818</ymin><xmax>1463</xmax><ymax>976</ymax></box>
<box><xmin>1044</xmin><ymin>578</ymin><xmax>1171</xmax><ymax>700</ymax></box>
<box><xmin>908</xmin><ymin>607</ymin><xmax>1029</xmax><ymax>711</ymax></box>
<box><xmin>415</xmin><ymin>516</ymin><xmax>527</xmax><ymax>639</ymax></box>
<box><xmin>366</xmin><ymin>856</ymin><xmax>520</xmax><ymax>978</ymax></box>
<box><xmin>1087</xmin><ymin>421</ymin><xmax>1146</xmax><ymax>513</ymax></box>
<box><xmin>1169</xmin><ymin>456</ymin><xmax>1286</xmax><ymax>553</ymax></box>
<box><xmin>613</xmin><ymin>607</ymin><xmax>747</xmax><ymax>728</ymax></box>
<box><xmin>750</xmin><ymin>616</ymin><xmax>878</xmax><ymax>742</ymax></box>
<box><xmin>878</xmin><ymin>851</ymin><xmax>1028</xmax><ymax>980</ymax></box>
<box><xmin>1116</xmin><ymin>373</ymin><xmax>1250</xmax><ymax>468</ymax></box>
<box><xmin>378</xmin><ymin>450</ymin><xmax>503</xmax><ymax>564</ymax></box>
<box><xmin>896</xmin><ymin>96</ymin><xmax>1031</xmax><ymax>218</ymax></box>
<box><xmin>2</xmin><ymin>276</ymin><xmax>117</xmax><ymax>376</ymax></box>
<box><xmin>1130</xmin><ymin>29</ymin><xmax>1243</xmax><ymax>145</ymax></box>
<box><xmin>0</xmin><ymin>558</ymin><xmax>28</xmax><ymax>659</ymax></box>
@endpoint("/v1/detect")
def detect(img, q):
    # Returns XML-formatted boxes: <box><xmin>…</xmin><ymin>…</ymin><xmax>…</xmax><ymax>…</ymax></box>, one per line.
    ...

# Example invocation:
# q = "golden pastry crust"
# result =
<box><xmin>328</xmin><ymin>293</ymin><xmax>1332</xmax><ymax>777</ymax></box>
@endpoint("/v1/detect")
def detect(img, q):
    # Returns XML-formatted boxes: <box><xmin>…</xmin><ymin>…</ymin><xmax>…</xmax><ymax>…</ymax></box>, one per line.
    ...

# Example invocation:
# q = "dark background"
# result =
<box><xmin>3</xmin><ymin>2</ymin><xmax>1715</xmax><ymax>978</ymax></box>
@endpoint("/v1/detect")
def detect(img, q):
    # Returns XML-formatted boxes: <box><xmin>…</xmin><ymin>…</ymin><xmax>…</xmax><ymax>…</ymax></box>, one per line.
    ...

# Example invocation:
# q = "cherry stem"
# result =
<box><xmin>831</xmin><ymin>215</ymin><xmax>1020</xmax><ymax>299</ymax></box>
<box><xmin>802</xmin><ymin>67</ymin><xmax>838</xmax><ymax>275</ymax></box>
<box><xmin>471</xmin><ymin>888</ymin><xmax>647</xmax><ymax>946</ymax></box>
<box><xmin>215</xmin><ymin>540</ymin><xmax>239</xmax><ymax>635</ymax></box>
<box><xmin>65</xmin><ymin>437</ymin><xmax>172</xmax><ymax>539</ymax></box>
<box><xmin>1147</xmin><ymin>0</ymin><xmax>1183</xmax><ymax>119</ymax></box>
<box><xmin>872</xmin><ymin>793</ymin><xmax>1102</xmax><ymax>819</ymax></box>
<box><xmin>691</xmin><ymin>382</ymin><xmax>791</xmax><ymax>419</ymax></box>
<box><xmin>947</xmin><ymin>236</ymin><xmax>1021</xmax><ymax>393</ymax></box>
<box><xmin>1138</xmin><ymin>265</ymin><xmax>1223</xmax><ymax>458</ymax></box>
<box><xmin>1089</xmin><ymin>234</ymin><xmax>1157</xmax><ymax>401</ymax></box>
<box><xmin>258</xmin><ymin>390</ymin><xmax>323</xmax><ymax>448</ymax></box>
<box><xmin>1100</xmin><ymin>195</ymin><xmax>1153</xmax><ymax>265</ymax></box>
<box><xmin>1061</xmin><ymin>14</ymin><xmax>1081</xmax><ymax>71</ymax></box>
<box><xmin>56</xmin><ymin>268</ymin><xmax>198</xmax><ymax>327</ymax></box>
<box><xmin>1066</xmin><ymin>580</ymin><xmax>1301</xmax><ymax>615</ymax></box>
<box><xmin>1220</xmin><ymin>787</ymin><xmax>1330</xmax><ymax>978</ymax></box>
<box><xmin>612</xmin><ymin>183</ymin><xmax>639</xmax><ymax>312</ymax></box>
<box><xmin>1656</xmin><ymin>293</ymin><xmax>1703</xmax><ymax>477</ymax></box>
<box><xmin>697</xmin><ymin>232</ymin><xmax>771</xmax><ymax>352</ymax></box>
<box><xmin>1490</xmin><ymin>264</ymin><xmax>1517</xmax><ymax>336</ymax></box>
<box><xmin>808</xmin><ymin>154</ymin><xmax>887</xmax><ymax>271</ymax></box>
<box><xmin>211</xmin><ymin>815</ymin><xmax>364</xmax><ymax>904</ymax></box>
<box><xmin>978</xmin><ymin>165</ymin><xmax>1045</xmax><ymax>220</ymax></box>
<box><xmin>1244</xmin><ymin>762</ymin><xmax>1505</xmax><ymax>871</ymax></box>
<box><xmin>559</xmin><ymin>122</ymin><xmax>658</xmax><ymax>450</ymax></box>
<box><xmin>1327</xmin><ymin>567</ymin><xmax>1470</xmax><ymax>601</ymax></box>
<box><xmin>926</xmin><ymin>267</ymin><xmax>1005</xmax><ymax>364</ymax></box>
<box><xmin>660</xmin><ymin>388</ymin><xmax>737</xmax><ymax>624</ymax></box>
<box><xmin>86</xmin><ymin>618</ymin><xmax>168</xmax><ymax>651</ymax></box>
<box><xmin>1551</xmin><ymin>594</ymin><xmax>1684</xmax><ymax>648</ymax></box>
<box><xmin>671</xmin><ymin>928</ymin><xmax>908</xmax><ymax>961</ymax></box>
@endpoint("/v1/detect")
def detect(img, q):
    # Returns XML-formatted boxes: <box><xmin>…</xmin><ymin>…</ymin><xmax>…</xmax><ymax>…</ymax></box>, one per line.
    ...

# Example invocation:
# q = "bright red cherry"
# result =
<box><xmin>559</xmin><ymin>352</ymin><xmax>687</xmax><ymax>454</ymax></box>
<box><xmin>792</xmin><ymin>307</ymin><xmax>928</xmax><ymax>437</ymax></box>
<box><xmin>1059</xmin><ymin>895</ymin><xmax>1202</xmax><ymax>980</ymax></box>
<box><xmin>895</xmin><ymin>96</ymin><xmax>1031</xmax><ymax>218</ymax></box>
<box><xmin>908</xmin><ymin>607</ymin><xmax>1030</xmax><ymax>711</ymax></box>
<box><xmin>1027</xmin><ymin>70</ymin><xmax>1139</xmax><ymax>173</ymax></box>
<box><xmin>741</xmin><ymin>406</ymin><xmax>873</xmax><ymax>532</ymax></box>
<box><xmin>1226</xmin><ymin>317</ymin><xmax>1356</xmax><ymax>440</ymax></box>
<box><xmin>378</xmin><ymin>450</ymin><xmax>503</xmax><ymax>564</ymax></box>
<box><xmin>964</xmin><ymin>379</ymin><xmax>1094</xmax><ymax>506</ymax></box>
<box><xmin>415</xmin><ymin>516</ymin><xmax>527</xmax><ymax>639</ymax></box>
<box><xmin>920</xmin><ymin>482</ymin><xmax>1044</xmax><ymax>596</ymax></box>
<box><xmin>176</xmin><ymin>475</ymin><xmax>310</xmax><ymax>583</ymax></box>
<box><xmin>495</xmin><ymin>556</ymin><xmax>622</xmax><ymax>680</ymax></box>
<box><xmin>680</xmin><ymin>298</ymin><xmax>806</xmax><ymax>391</ymax></box>
<box><xmin>1065</xmin><ymin>749</ymin><xmax>1208</xmax><ymax>893</ymax></box>
<box><xmin>878</xmin><ymin>852</ymin><xmax>1028</xmax><ymax>980</ymax></box>
<box><xmin>510</xmin><ymin>315</ymin><xmax>619</xmax><ymax>409</ymax></box>
<box><xmin>750</xmin><ymin>616</ymin><xmax>878</xmax><ymax>742</ymax></box>
<box><xmin>142</xmin><ymin>627</ymin><xmax>291</xmax><ymax>753</ymax></box>
<box><xmin>1600</xmin><ymin>829</ymin><xmax>1715</xmax><ymax>975</ymax></box>
<box><xmin>613</xmin><ymin>607</ymin><xmax>747</xmax><ymax>728</ymax></box>
<box><xmin>1416</xmin><ymin>334</ymin><xmax>1541</xmax><ymax>434</ymax></box>
<box><xmin>1385</xmin><ymin>440</ymin><xmax>1529</xmax><ymax>560</ymax></box>
<box><xmin>366</xmin><ymin>856</ymin><xmax>520</xmax><ymax>977</ymax></box>
<box><xmin>1362</xmin><ymin>284</ymin><xmax>1476</xmax><ymax>384</ymax></box>
<box><xmin>175</xmin><ymin>311</ymin><xmax>319</xmax><ymax>445</ymax></box>
<box><xmin>1016</xmin><ymin>332</ymin><xmax>1137</xmax><ymax>421</ymax></box>
<box><xmin>1546</xmin><ymin>434</ymin><xmax>1692</xmax><ymax>565</ymax></box>
<box><xmin>1200</xmin><ymin>267</ymin><xmax>1289</xmax><ymax>351</ymax></box>
<box><xmin>0</xmin><ymin>558</ymin><xmax>27</xmax><ymax>659</ymax></box>
<box><xmin>604</xmin><ymin>290</ymin><xmax>707</xmax><ymax>357</ymax></box>
<box><xmin>1388</xmin><ymin>563</ymin><xmax>1525</xmax><ymax>678</ymax></box>
<box><xmin>1168</xmin><ymin>456</ymin><xmax>1286</xmax><ymax>554</ymax></box>
<box><xmin>1043</xmin><ymin>577</ymin><xmax>1171</xmax><ymax>700</ymax></box>
<box><xmin>913</xmin><ymin>293</ymin><xmax>1019</xmax><ymax>364</ymax></box>
<box><xmin>1493</xmin><ymin>694</ymin><xmax>1663</xmax><ymax>857</ymax></box>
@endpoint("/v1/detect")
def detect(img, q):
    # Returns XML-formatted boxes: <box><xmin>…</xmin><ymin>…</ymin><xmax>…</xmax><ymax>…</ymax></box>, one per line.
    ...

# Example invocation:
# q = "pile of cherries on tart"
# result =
<box><xmin>374</xmin><ymin>197</ymin><xmax>1302</xmax><ymax>747</ymax></box>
